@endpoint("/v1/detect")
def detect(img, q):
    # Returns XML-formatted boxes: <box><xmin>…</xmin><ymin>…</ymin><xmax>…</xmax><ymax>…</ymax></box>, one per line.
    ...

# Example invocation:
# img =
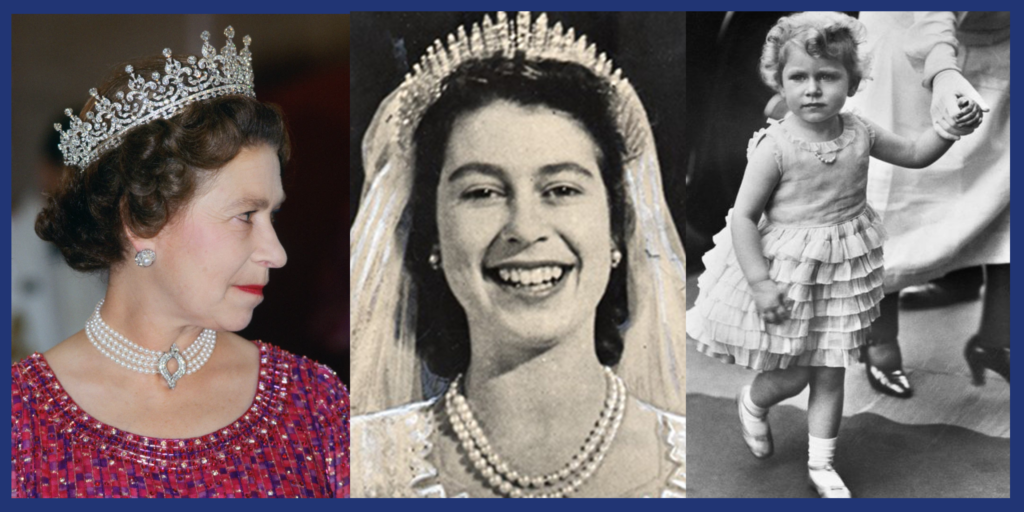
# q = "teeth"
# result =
<box><xmin>494</xmin><ymin>265</ymin><xmax>567</xmax><ymax>287</ymax></box>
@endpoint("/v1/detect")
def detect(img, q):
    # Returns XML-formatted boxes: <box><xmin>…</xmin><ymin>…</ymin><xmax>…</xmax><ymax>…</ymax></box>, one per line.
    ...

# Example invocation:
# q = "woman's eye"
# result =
<box><xmin>545</xmin><ymin>185</ymin><xmax>582</xmax><ymax>198</ymax></box>
<box><xmin>238</xmin><ymin>211</ymin><xmax>255</xmax><ymax>223</ymax></box>
<box><xmin>271</xmin><ymin>209</ymin><xmax>280</xmax><ymax>224</ymax></box>
<box><xmin>461</xmin><ymin>187</ymin><xmax>503</xmax><ymax>200</ymax></box>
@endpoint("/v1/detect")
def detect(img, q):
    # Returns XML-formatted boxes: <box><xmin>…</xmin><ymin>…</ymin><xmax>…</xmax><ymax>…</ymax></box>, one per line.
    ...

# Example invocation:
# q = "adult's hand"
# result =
<box><xmin>931</xmin><ymin>69</ymin><xmax>990</xmax><ymax>138</ymax></box>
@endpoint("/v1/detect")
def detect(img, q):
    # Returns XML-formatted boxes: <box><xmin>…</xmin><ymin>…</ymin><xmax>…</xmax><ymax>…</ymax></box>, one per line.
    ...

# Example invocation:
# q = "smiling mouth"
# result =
<box><xmin>485</xmin><ymin>264</ymin><xmax>572</xmax><ymax>293</ymax></box>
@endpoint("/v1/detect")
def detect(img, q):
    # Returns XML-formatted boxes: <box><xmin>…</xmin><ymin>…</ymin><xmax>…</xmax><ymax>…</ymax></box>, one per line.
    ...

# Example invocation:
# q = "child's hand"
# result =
<box><xmin>954</xmin><ymin>97</ymin><xmax>983</xmax><ymax>131</ymax></box>
<box><xmin>750</xmin><ymin>280</ymin><xmax>793</xmax><ymax>324</ymax></box>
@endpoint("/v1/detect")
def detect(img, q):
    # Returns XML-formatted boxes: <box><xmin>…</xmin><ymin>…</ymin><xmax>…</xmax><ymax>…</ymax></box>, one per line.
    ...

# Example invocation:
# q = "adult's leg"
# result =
<box><xmin>866</xmin><ymin>293</ymin><xmax>902</xmax><ymax>371</ymax></box>
<box><xmin>977</xmin><ymin>264</ymin><xmax>1010</xmax><ymax>348</ymax></box>
<box><xmin>965</xmin><ymin>264</ymin><xmax>1010</xmax><ymax>385</ymax></box>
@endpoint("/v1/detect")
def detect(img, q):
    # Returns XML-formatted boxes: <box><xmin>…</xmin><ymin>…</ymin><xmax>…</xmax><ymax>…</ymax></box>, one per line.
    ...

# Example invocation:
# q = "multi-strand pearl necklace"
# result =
<box><xmin>84</xmin><ymin>300</ymin><xmax>216</xmax><ymax>389</ymax></box>
<box><xmin>445</xmin><ymin>366</ymin><xmax>627</xmax><ymax>498</ymax></box>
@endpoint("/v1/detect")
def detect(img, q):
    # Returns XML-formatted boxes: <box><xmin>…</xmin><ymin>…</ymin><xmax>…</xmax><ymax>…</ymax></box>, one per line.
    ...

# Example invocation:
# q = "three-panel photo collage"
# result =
<box><xmin>10</xmin><ymin>11</ymin><xmax>1009</xmax><ymax>498</ymax></box>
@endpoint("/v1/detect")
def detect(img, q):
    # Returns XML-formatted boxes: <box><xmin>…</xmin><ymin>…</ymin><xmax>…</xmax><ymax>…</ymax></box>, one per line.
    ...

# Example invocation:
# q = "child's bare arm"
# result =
<box><xmin>732</xmin><ymin>139</ymin><xmax>790</xmax><ymax>324</ymax></box>
<box><xmin>866</xmin><ymin>114</ymin><xmax>955</xmax><ymax>169</ymax></box>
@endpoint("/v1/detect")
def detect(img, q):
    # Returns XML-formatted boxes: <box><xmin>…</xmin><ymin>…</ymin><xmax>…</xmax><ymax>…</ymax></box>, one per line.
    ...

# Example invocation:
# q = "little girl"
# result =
<box><xmin>687</xmin><ymin>12</ymin><xmax>982</xmax><ymax>498</ymax></box>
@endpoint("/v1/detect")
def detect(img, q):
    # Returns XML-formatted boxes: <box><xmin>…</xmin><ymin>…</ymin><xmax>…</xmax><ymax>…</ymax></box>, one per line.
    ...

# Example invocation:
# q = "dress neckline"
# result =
<box><xmin>18</xmin><ymin>341</ymin><xmax>291</xmax><ymax>470</ymax></box>
<box><xmin>390</xmin><ymin>396</ymin><xmax>686</xmax><ymax>498</ymax></box>
<box><xmin>775</xmin><ymin>111</ymin><xmax>857</xmax><ymax>154</ymax></box>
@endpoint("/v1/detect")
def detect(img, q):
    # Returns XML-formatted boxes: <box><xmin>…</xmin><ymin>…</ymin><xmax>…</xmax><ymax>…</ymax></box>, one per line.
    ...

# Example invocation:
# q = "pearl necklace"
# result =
<box><xmin>84</xmin><ymin>300</ymin><xmax>216</xmax><ymax>389</ymax></box>
<box><xmin>811</xmin><ymin>149</ymin><xmax>838</xmax><ymax>164</ymax></box>
<box><xmin>445</xmin><ymin>367</ymin><xmax>627</xmax><ymax>498</ymax></box>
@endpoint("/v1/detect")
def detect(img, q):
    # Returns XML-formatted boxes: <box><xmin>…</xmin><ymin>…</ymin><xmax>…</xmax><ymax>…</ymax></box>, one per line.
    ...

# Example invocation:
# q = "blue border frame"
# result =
<box><xmin>3</xmin><ymin>0</ymin><xmax>1019</xmax><ymax>508</ymax></box>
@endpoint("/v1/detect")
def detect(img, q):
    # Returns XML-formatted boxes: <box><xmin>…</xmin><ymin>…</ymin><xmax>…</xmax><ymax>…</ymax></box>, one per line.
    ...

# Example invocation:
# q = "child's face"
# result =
<box><xmin>779</xmin><ymin>46</ymin><xmax>850</xmax><ymax>128</ymax></box>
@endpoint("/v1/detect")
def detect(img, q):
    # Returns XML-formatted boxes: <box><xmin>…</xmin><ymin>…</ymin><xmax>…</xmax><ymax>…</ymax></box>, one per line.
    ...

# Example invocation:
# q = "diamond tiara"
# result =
<box><xmin>394</xmin><ymin>12</ymin><xmax>648</xmax><ymax>157</ymax></box>
<box><xmin>56</xmin><ymin>26</ymin><xmax>256</xmax><ymax>170</ymax></box>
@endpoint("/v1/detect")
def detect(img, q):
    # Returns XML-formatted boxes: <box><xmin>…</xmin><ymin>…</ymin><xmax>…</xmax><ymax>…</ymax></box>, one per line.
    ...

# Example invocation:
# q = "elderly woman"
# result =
<box><xmin>350</xmin><ymin>13</ymin><xmax>685</xmax><ymax>498</ymax></box>
<box><xmin>11</xmin><ymin>27</ymin><xmax>349</xmax><ymax>498</ymax></box>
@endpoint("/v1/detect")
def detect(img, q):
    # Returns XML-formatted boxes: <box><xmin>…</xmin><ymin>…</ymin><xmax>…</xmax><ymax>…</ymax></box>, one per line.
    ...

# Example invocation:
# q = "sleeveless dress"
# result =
<box><xmin>11</xmin><ymin>342</ymin><xmax>350</xmax><ymax>498</ymax></box>
<box><xmin>688</xmin><ymin>112</ymin><xmax>885</xmax><ymax>371</ymax></box>
<box><xmin>350</xmin><ymin>397</ymin><xmax>685</xmax><ymax>498</ymax></box>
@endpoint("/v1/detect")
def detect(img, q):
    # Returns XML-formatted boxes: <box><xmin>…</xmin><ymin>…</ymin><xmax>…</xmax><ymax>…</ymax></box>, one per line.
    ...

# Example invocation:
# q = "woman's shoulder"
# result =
<box><xmin>12</xmin><ymin>353</ymin><xmax>57</xmax><ymax>408</ymax></box>
<box><xmin>353</xmin><ymin>398</ymin><xmax>437</xmax><ymax>429</ymax></box>
<box><xmin>351</xmin><ymin>399</ymin><xmax>440</xmax><ymax>498</ymax></box>
<box><xmin>253</xmin><ymin>340</ymin><xmax>349</xmax><ymax>404</ymax></box>
<box><xmin>634</xmin><ymin>400</ymin><xmax>686</xmax><ymax>498</ymax></box>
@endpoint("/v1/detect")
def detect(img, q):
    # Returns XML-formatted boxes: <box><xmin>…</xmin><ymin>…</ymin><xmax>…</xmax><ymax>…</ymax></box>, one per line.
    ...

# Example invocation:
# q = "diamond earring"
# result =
<box><xmin>611</xmin><ymin>249</ymin><xmax>623</xmax><ymax>269</ymax></box>
<box><xmin>135</xmin><ymin>248</ymin><xmax>156</xmax><ymax>267</ymax></box>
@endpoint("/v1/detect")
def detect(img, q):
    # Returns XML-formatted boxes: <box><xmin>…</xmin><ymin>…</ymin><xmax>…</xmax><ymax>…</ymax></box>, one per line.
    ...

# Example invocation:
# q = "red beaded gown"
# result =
<box><xmin>11</xmin><ymin>342</ymin><xmax>350</xmax><ymax>498</ymax></box>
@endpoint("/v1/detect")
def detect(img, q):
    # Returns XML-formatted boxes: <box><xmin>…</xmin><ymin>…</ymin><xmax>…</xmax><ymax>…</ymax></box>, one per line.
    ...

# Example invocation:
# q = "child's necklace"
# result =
<box><xmin>812</xmin><ymin>149</ymin><xmax>838</xmax><ymax>165</ymax></box>
<box><xmin>788</xmin><ymin>117</ymin><xmax>844</xmax><ymax>165</ymax></box>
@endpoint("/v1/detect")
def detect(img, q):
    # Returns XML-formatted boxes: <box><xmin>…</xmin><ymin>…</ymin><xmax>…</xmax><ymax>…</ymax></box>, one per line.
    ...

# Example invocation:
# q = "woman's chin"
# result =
<box><xmin>214</xmin><ymin>310</ymin><xmax>255</xmax><ymax>333</ymax></box>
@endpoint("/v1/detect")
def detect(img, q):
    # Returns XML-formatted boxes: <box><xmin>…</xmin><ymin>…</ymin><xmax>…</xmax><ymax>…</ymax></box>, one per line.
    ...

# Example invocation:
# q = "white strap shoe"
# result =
<box><xmin>808</xmin><ymin>464</ymin><xmax>852</xmax><ymax>498</ymax></box>
<box><xmin>736</xmin><ymin>385</ymin><xmax>773</xmax><ymax>459</ymax></box>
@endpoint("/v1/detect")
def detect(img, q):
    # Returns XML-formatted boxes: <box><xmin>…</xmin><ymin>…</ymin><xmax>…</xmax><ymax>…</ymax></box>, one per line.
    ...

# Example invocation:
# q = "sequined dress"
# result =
<box><xmin>11</xmin><ymin>342</ymin><xmax>350</xmax><ymax>498</ymax></box>
<box><xmin>689</xmin><ymin>112</ymin><xmax>885</xmax><ymax>371</ymax></box>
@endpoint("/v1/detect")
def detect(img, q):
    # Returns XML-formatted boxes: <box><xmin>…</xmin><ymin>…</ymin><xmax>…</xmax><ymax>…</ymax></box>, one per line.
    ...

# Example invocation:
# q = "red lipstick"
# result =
<box><xmin>235</xmin><ymin>284</ymin><xmax>265</xmax><ymax>296</ymax></box>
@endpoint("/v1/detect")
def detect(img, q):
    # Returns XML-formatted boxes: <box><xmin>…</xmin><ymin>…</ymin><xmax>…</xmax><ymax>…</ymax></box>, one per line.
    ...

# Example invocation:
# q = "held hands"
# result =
<box><xmin>750</xmin><ymin>279</ymin><xmax>793</xmax><ymax>325</ymax></box>
<box><xmin>931</xmin><ymin>70</ymin><xmax>989</xmax><ymax>140</ymax></box>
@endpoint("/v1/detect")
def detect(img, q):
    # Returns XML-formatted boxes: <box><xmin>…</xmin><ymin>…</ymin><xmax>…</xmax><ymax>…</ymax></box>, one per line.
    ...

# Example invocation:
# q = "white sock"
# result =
<box><xmin>808</xmin><ymin>435</ymin><xmax>837</xmax><ymax>469</ymax></box>
<box><xmin>741</xmin><ymin>386</ymin><xmax>768</xmax><ymax>417</ymax></box>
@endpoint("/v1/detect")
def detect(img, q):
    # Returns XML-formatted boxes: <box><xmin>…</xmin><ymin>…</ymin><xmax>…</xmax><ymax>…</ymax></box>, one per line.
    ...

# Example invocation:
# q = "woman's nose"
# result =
<box><xmin>255</xmin><ymin>223</ymin><xmax>288</xmax><ymax>268</ymax></box>
<box><xmin>502</xmin><ymin>197</ymin><xmax>548</xmax><ymax>245</ymax></box>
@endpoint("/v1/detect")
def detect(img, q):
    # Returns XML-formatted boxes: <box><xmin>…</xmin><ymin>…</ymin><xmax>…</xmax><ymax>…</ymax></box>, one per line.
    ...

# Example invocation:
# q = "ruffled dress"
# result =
<box><xmin>689</xmin><ymin>112</ymin><xmax>885</xmax><ymax>371</ymax></box>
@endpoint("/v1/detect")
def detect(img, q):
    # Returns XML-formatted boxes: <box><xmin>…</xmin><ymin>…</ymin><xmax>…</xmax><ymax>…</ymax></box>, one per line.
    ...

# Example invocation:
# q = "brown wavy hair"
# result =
<box><xmin>37</xmin><ymin>55</ymin><xmax>290</xmax><ymax>272</ymax></box>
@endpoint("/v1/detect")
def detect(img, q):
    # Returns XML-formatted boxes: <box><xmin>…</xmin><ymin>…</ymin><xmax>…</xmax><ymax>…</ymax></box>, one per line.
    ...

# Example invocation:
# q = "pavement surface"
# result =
<box><xmin>686</xmin><ymin>273</ymin><xmax>1011</xmax><ymax>498</ymax></box>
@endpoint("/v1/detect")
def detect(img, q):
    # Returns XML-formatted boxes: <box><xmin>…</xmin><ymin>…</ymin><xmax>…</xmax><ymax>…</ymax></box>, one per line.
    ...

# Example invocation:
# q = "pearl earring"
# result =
<box><xmin>135</xmin><ymin>248</ymin><xmax>156</xmax><ymax>267</ymax></box>
<box><xmin>611</xmin><ymin>249</ymin><xmax>623</xmax><ymax>269</ymax></box>
<box><xmin>429</xmin><ymin>248</ymin><xmax>441</xmax><ymax>270</ymax></box>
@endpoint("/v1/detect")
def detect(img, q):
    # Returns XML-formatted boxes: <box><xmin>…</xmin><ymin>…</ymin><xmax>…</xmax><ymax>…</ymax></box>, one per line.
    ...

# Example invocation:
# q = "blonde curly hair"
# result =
<box><xmin>759</xmin><ymin>12</ymin><xmax>870</xmax><ymax>96</ymax></box>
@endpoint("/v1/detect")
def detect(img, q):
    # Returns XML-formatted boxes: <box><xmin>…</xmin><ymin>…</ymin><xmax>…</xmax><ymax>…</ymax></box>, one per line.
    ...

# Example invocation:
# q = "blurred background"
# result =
<box><xmin>11</xmin><ymin>14</ymin><xmax>350</xmax><ymax>383</ymax></box>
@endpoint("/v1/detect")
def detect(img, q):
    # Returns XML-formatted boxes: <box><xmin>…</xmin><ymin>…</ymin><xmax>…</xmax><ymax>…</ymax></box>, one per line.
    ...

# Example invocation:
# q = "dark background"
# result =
<box><xmin>12</xmin><ymin>14</ymin><xmax>351</xmax><ymax>383</ymax></box>
<box><xmin>685</xmin><ymin>12</ymin><xmax>858</xmax><ymax>271</ymax></box>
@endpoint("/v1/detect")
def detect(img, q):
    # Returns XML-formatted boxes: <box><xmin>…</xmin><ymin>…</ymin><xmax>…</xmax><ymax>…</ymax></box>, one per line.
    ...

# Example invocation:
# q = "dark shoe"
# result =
<box><xmin>865</xmin><ymin>362</ymin><xmax>913</xmax><ymax>398</ymax></box>
<box><xmin>900</xmin><ymin>278</ymin><xmax>981</xmax><ymax>310</ymax></box>
<box><xmin>965</xmin><ymin>336</ymin><xmax>1010</xmax><ymax>386</ymax></box>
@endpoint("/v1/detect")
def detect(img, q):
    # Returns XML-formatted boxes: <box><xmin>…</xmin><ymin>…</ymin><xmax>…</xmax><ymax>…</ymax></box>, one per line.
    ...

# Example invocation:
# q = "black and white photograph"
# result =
<box><xmin>349</xmin><ymin>11</ymin><xmax>686</xmax><ymax>498</ymax></box>
<box><xmin>684</xmin><ymin>11</ymin><xmax>1009</xmax><ymax>498</ymax></box>
<box><xmin>11</xmin><ymin>14</ymin><xmax>350</xmax><ymax>498</ymax></box>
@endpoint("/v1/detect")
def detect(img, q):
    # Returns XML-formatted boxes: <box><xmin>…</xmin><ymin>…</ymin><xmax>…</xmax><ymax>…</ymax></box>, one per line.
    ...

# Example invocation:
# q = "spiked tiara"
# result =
<box><xmin>56</xmin><ymin>26</ymin><xmax>255</xmax><ymax>170</ymax></box>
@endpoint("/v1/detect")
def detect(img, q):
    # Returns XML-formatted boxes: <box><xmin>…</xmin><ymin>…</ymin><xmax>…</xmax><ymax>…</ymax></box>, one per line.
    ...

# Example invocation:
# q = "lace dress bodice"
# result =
<box><xmin>352</xmin><ymin>397</ymin><xmax>685</xmax><ymax>498</ymax></box>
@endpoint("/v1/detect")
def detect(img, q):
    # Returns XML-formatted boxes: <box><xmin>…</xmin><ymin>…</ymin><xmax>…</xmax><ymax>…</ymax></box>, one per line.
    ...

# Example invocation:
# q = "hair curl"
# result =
<box><xmin>406</xmin><ymin>54</ymin><xmax>632</xmax><ymax>379</ymax></box>
<box><xmin>36</xmin><ymin>55</ymin><xmax>290</xmax><ymax>272</ymax></box>
<box><xmin>759</xmin><ymin>12</ymin><xmax>870</xmax><ymax>95</ymax></box>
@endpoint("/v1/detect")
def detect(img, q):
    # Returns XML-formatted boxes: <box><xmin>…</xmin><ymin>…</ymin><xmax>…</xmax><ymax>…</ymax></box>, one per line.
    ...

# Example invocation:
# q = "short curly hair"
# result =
<box><xmin>759</xmin><ymin>12</ymin><xmax>869</xmax><ymax>95</ymax></box>
<box><xmin>36</xmin><ymin>55</ymin><xmax>290</xmax><ymax>272</ymax></box>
